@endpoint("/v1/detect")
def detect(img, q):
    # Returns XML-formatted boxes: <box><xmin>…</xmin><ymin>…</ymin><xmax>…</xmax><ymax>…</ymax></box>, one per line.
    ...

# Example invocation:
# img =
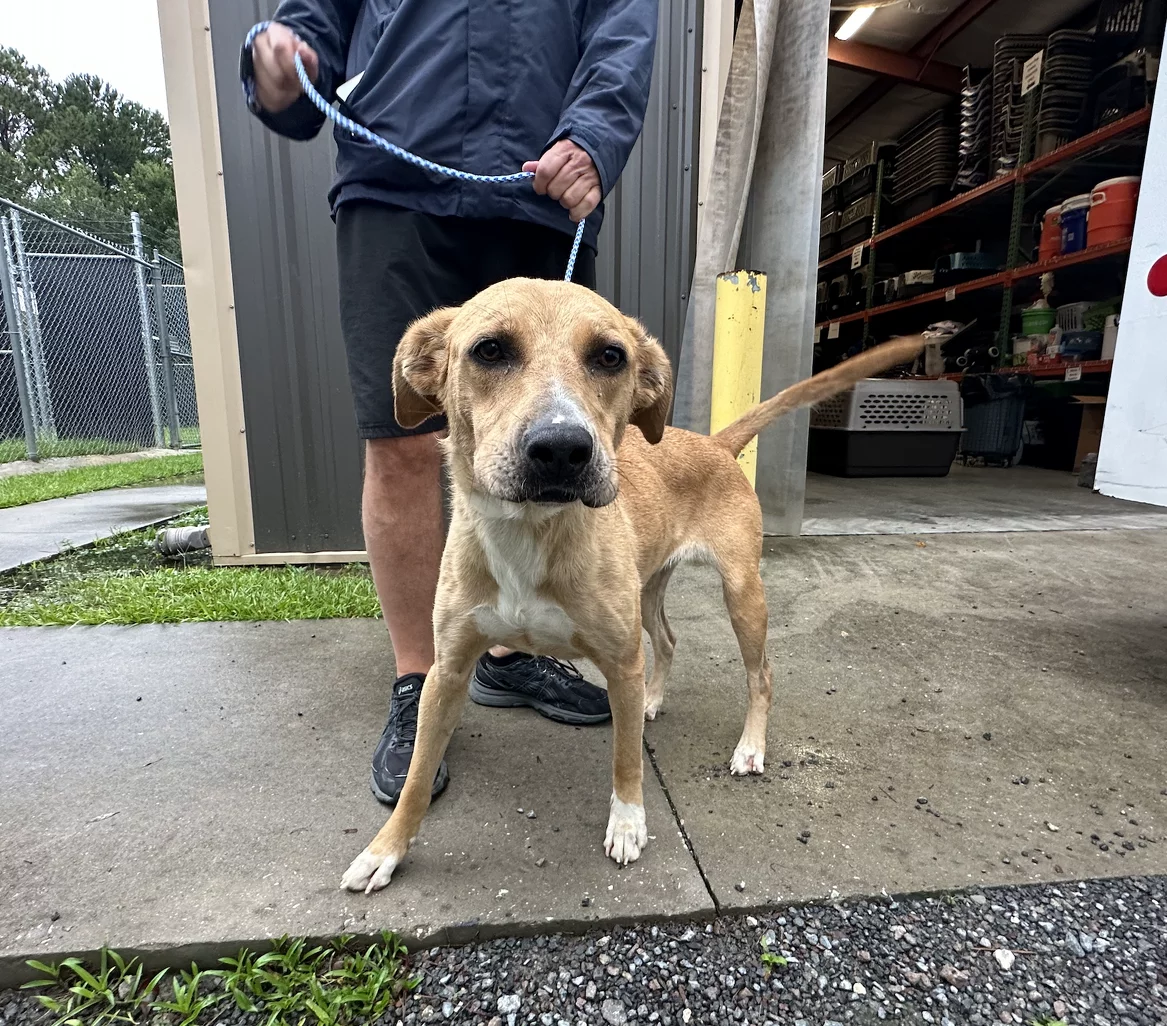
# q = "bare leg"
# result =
<box><xmin>341</xmin><ymin>637</ymin><xmax>482</xmax><ymax>892</ymax></box>
<box><xmin>595</xmin><ymin>645</ymin><xmax>649</xmax><ymax>865</ymax></box>
<box><xmin>363</xmin><ymin>435</ymin><xmax>444</xmax><ymax>676</ymax></box>
<box><xmin>640</xmin><ymin>567</ymin><xmax>676</xmax><ymax>720</ymax></box>
<box><xmin>722</xmin><ymin>568</ymin><xmax>772</xmax><ymax>775</ymax></box>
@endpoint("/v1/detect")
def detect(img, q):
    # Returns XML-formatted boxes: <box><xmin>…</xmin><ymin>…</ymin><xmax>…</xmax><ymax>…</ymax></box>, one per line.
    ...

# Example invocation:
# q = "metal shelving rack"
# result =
<box><xmin>816</xmin><ymin>105</ymin><xmax>1152</xmax><ymax>368</ymax></box>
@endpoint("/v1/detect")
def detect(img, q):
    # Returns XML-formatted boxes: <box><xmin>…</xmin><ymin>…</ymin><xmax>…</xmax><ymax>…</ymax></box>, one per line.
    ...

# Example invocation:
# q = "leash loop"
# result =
<box><xmin>245</xmin><ymin>21</ymin><xmax>587</xmax><ymax>282</ymax></box>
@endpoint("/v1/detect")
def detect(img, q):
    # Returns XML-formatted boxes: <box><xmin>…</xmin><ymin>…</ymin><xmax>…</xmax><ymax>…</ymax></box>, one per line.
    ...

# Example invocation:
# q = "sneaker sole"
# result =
<box><xmin>469</xmin><ymin>675</ymin><xmax>612</xmax><ymax>725</ymax></box>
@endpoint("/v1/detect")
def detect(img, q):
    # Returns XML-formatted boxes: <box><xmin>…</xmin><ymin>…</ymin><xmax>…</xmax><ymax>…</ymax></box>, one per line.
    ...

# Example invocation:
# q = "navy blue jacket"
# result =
<box><xmin>249</xmin><ymin>0</ymin><xmax>658</xmax><ymax>248</ymax></box>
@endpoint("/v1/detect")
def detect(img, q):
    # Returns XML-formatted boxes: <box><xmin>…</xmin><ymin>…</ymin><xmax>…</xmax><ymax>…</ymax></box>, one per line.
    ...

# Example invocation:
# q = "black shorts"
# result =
<box><xmin>335</xmin><ymin>201</ymin><xmax>597</xmax><ymax>438</ymax></box>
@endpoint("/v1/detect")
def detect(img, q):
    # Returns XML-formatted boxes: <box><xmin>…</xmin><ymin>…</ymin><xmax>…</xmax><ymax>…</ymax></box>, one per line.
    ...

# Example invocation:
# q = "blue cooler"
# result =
<box><xmin>1060</xmin><ymin>194</ymin><xmax>1091</xmax><ymax>254</ymax></box>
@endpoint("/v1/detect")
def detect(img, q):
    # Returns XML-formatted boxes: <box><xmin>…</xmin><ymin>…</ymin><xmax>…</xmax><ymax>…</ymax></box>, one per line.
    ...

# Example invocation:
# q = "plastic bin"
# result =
<box><xmin>1056</xmin><ymin>329</ymin><xmax>1104</xmax><ymax>360</ymax></box>
<box><xmin>1021</xmin><ymin>305</ymin><xmax>1056</xmax><ymax>334</ymax></box>
<box><xmin>1102</xmin><ymin>314</ymin><xmax>1120</xmax><ymax>360</ymax></box>
<box><xmin>1057</xmin><ymin>301</ymin><xmax>1093</xmax><ymax>330</ymax></box>
<box><xmin>959</xmin><ymin>374</ymin><xmax>1033</xmax><ymax>465</ymax></box>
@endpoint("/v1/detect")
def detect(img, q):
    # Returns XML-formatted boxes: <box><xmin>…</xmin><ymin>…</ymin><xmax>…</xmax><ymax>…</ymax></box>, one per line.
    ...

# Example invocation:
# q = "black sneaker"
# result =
<box><xmin>370</xmin><ymin>673</ymin><xmax>450</xmax><ymax>806</ymax></box>
<box><xmin>470</xmin><ymin>653</ymin><xmax>611</xmax><ymax>725</ymax></box>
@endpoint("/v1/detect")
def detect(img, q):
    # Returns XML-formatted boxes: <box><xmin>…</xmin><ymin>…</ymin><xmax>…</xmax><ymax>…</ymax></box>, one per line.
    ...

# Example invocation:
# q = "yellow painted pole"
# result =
<box><xmin>709</xmin><ymin>269</ymin><xmax>766</xmax><ymax>487</ymax></box>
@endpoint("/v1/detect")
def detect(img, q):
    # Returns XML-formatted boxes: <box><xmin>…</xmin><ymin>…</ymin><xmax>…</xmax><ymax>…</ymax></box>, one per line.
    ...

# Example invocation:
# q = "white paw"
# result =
<box><xmin>644</xmin><ymin>698</ymin><xmax>662</xmax><ymax>721</ymax></box>
<box><xmin>340</xmin><ymin>847</ymin><xmax>402</xmax><ymax>894</ymax></box>
<box><xmin>604</xmin><ymin>794</ymin><xmax>648</xmax><ymax>866</ymax></box>
<box><xmin>730</xmin><ymin>745</ymin><xmax>765</xmax><ymax>775</ymax></box>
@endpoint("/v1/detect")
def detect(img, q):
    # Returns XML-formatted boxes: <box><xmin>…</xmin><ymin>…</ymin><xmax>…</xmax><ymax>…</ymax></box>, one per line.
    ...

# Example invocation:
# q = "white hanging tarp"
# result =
<box><xmin>672</xmin><ymin>0</ymin><xmax>783</xmax><ymax>432</ymax></box>
<box><xmin>1096</xmin><ymin>88</ymin><xmax>1167</xmax><ymax>507</ymax></box>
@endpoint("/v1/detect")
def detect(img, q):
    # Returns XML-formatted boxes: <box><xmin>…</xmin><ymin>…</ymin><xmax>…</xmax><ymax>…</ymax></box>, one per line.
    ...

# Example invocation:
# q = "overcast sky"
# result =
<box><xmin>2</xmin><ymin>0</ymin><xmax>170</xmax><ymax>118</ymax></box>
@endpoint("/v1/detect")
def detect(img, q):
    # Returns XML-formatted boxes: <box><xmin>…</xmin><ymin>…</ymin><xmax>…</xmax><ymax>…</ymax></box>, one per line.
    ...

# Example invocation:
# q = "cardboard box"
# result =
<box><xmin>1072</xmin><ymin>395</ymin><xmax>1106</xmax><ymax>473</ymax></box>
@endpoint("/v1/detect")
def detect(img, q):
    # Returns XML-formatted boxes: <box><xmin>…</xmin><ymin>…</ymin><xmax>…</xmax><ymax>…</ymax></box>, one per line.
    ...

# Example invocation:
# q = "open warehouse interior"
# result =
<box><xmin>811</xmin><ymin>0</ymin><xmax>1166</xmax><ymax>529</ymax></box>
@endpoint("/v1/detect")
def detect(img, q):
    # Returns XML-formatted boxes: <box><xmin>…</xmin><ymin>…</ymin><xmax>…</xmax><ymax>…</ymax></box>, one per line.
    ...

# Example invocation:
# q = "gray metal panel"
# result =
<box><xmin>210</xmin><ymin>0</ymin><xmax>364</xmax><ymax>554</ymax></box>
<box><xmin>596</xmin><ymin>0</ymin><xmax>701</xmax><ymax>370</ymax></box>
<box><xmin>208</xmin><ymin>0</ymin><xmax>698</xmax><ymax>555</ymax></box>
<box><xmin>737</xmin><ymin>0</ymin><xmax>830</xmax><ymax>537</ymax></box>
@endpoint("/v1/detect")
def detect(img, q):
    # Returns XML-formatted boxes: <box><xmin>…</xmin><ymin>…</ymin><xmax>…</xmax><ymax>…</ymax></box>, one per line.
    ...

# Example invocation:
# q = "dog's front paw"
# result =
<box><xmin>604</xmin><ymin>794</ymin><xmax>648</xmax><ymax>866</ymax></box>
<box><xmin>340</xmin><ymin>847</ymin><xmax>403</xmax><ymax>894</ymax></box>
<box><xmin>730</xmin><ymin>744</ymin><xmax>765</xmax><ymax>775</ymax></box>
<box><xmin>643</xmin><ymin>697</ymin><xmax>662</xmax><ymax>721</ymax></box>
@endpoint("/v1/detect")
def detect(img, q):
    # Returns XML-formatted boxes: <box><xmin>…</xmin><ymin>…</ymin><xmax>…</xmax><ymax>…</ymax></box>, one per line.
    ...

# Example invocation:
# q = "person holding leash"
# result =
<box><xmin>239</xmin><ymin>1</ymin><xmax>658</xmax><ymax>805</ymax></box>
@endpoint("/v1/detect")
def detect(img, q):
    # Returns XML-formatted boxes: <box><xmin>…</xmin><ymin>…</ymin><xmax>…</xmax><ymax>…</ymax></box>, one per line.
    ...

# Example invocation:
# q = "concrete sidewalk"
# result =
<box><xmin>2</xmin><ymin>528</ymin><xmax>1166</xmax><ymax>983</ymax></box>
<box><xmin>0</xmin><ymin>483</ymin><xmax>206</xmax><ymax>572</ymax></box>
<box><xmin>803</xmin><ymin>465</ymin><xmax>1167</xmax><ymax>535</ymax></box>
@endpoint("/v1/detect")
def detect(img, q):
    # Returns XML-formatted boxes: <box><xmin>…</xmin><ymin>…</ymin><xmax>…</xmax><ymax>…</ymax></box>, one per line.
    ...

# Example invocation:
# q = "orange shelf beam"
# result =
<box><xmin>817</xmin><ymin>106</ymin><xmax>1152</xmax><ymax>270</ymax></box>
<box><xmin>816</xmin><ymin>239</ymin><xmax>1134</xmax><ymax>332</ymax></box>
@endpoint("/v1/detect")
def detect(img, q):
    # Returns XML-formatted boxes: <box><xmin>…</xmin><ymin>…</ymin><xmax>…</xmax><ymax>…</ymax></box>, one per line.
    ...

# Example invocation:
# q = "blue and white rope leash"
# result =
<box><xmin>243</xmin><ymin>21</ymin><xmax>587</xmax><ymax>282</ymax></box>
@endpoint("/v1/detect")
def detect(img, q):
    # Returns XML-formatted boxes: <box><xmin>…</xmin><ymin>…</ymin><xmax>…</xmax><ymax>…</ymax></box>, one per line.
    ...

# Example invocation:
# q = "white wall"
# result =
<box><xmin>697</xmin><ymin>0</ymin><xmax>734</xmax><ymax>231</ymax></box>
<box><xmin>1095</xmin><ymin>93</ymin><xmax>1167</xmax><ymax>507</ymax></box>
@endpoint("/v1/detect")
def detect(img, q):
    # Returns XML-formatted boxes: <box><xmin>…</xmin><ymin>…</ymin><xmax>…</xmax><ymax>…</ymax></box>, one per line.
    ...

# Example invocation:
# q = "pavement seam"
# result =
<box><xmin>644</xmin><ymin>738</ymin><xmax>721</xmax><ymax>914</ymax></box>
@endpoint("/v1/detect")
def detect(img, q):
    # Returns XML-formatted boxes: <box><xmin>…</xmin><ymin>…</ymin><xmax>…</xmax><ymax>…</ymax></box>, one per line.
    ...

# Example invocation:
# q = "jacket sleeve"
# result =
<box><xmin>549</xmin><ymin>0</ymin><xmax>659</xmax><ymax>197</ymax></box>
<box><xmin>246</xmin><ymin>0</ymin><xmax>362</xmax><ymax>140</ymax></box>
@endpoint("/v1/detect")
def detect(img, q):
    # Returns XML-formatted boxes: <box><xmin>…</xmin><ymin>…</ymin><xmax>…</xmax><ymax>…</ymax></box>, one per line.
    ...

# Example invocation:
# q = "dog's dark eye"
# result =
<box><xmin>595</xmin><ymin>345</ymin><xmax>626</xmax><ymax>371</ymax></box>
<box><xmin>472</xmin><ymin>338</ymin><xmax>505</xmax><ymax>364</ymax></box>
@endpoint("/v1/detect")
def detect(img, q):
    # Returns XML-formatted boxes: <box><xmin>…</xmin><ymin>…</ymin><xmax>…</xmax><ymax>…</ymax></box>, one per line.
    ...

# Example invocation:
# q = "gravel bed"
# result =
<box><xmin>2</xmin><ymin>876</ymin><xmax>1163</xmax><ymax>1026</ymax></box>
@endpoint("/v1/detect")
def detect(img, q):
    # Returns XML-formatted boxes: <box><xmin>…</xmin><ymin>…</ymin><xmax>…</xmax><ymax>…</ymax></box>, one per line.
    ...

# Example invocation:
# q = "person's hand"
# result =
<box><xmin>251</xmin><ymin>22</ymin><xmax>319</xmax><ymax>114</ymax></box>
<box><xmin>523</xmin><ymin>140</ymin><xmax>601</xmax><ymax>222</ymax></box>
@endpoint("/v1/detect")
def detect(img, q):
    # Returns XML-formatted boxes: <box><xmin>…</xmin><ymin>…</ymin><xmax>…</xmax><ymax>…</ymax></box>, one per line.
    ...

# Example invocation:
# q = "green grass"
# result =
<box><xmin>1</xmin><ymin>564</ymin><xmax>380</xmax><ymax>625</ymax></box>
<box><xmin>0</xmin><ymin>453</ymin><xmax>204</xmax><ymax>509</ymax></box>
<box><xmin>0</xmin><ymin>510</ymin><xmax>380</xmax><ymax>626</ymax></box>
<box><xmin>0</xmin><ymin>436</ymin><xmax>144</xmax><ymax>464</ymax></box>
<box><xmin>23</xmin><ymin>934</ymin><xmax>418</xmax><ymax>1026</ymax></box>
<box><xmin>759</xmin><ymin>938</ymin><xmax>788</xmax><ymax>974</ymax></box>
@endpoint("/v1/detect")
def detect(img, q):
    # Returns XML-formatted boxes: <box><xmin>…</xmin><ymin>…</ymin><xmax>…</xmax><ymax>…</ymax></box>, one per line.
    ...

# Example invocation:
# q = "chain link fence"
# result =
<box><xmin>0</xmin><ymin>198</ymin><xmax>199</xmax><ymax>464</ymax></box>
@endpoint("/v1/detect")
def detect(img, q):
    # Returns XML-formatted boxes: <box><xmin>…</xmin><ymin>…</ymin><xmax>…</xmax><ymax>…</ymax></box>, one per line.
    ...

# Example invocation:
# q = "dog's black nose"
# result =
<box><xmin>525</xmin><ymin>422</ymin><xmax>594</xmax><ymax>481</ymax></box>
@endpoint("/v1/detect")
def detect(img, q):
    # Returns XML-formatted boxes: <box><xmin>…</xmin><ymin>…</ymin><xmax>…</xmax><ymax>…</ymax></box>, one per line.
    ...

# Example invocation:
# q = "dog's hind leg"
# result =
<box><xmin>641</xmin><ymin>566</ymin><xmax>676</xmax><ymax>721</ymax></box>
<box><xmin>721</xmin><ymin>565</ymin><xmax>772</xmax><ymax>776</ymax></box>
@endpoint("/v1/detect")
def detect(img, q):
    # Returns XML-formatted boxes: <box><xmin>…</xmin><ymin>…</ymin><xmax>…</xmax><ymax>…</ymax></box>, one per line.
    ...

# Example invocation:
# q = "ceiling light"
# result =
<box><xmin>836</xmin><ymin>5</ymin><xmax>876</xmax><ymax>40</ymax></box>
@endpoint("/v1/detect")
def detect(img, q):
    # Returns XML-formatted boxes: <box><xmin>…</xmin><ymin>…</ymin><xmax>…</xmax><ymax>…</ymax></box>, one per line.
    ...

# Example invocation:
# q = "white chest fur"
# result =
<box><xmin>470</xmin><ymin>505</ymin><xmax>576</xmax><ymax>650</ymax></box>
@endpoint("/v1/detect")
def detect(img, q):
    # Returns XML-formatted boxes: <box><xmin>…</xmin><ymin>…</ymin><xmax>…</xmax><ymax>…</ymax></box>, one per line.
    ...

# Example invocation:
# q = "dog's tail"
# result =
<box><xmin>713</xmin><ymin>335</ymin><xmax>926</xmax><ymax>458</ymax></box>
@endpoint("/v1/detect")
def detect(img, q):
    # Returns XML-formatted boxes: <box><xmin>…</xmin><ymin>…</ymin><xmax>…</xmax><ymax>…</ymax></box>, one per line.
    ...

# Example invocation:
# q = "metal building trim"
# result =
<box><xmin>157</xmin><ymin>0</ymin><xmax>256</xmax><ymax>562</ymax></box>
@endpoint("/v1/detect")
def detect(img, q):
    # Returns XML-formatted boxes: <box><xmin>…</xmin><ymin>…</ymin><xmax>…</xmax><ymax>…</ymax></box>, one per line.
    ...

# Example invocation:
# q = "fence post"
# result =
<box><xmin>9</xmin><ymin>209</ymin><xmax>57</xmax><ymax>440</ymax></box>
<box><xmin>130</xmin><ymin>211</ymin><xmax>165</xmax><ymax>448</ymax></box>
<box><xmin>0</xmin><ymin>215</ymin><xmax>38</xmax><ymax>461</ymax></box>
<box><xmin>151</xmin><ymin>251</ymin><xmax>183</xmax><ymax>449</ymax></box>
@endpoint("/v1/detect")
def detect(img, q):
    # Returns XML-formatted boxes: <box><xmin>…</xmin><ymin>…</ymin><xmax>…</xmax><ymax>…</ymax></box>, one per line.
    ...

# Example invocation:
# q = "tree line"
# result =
<box><xmin>0</xmin><ymin>46</ymin><xmax>179</xmax><ymax>259</ymax></box>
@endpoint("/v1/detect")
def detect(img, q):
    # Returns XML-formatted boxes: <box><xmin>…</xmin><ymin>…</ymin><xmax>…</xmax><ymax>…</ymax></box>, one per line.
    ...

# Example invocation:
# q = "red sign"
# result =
<box><xmin>1149</xmin><ymin>254</ymin><xmax>1167</xmax><ymax>297</ymax></box>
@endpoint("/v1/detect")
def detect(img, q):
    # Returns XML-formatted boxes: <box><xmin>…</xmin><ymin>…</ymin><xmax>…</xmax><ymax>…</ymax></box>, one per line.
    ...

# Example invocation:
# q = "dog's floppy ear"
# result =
<box><xmin>393</xmin><ymin>307</ymin><xmax>458</xmax><ymax>428</ymax></box>
<box><xmin>627</xmin><ymin>318</ymin><xmax>674</xmax><ymax>444</ymax></box>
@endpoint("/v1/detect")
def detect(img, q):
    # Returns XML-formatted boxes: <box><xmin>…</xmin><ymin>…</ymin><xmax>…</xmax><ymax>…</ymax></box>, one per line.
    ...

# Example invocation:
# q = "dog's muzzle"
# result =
<box><xmin>516</xmin><ymin>417</ymin><xmax>613</xmax><ymax>507</ymax></box>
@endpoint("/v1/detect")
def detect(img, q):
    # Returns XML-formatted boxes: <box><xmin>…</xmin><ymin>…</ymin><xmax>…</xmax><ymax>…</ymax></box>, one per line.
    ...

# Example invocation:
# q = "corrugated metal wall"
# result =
<box><xmin>597</xmin><ymin>0</ymin><xmax>701</xmax><ymax>369</ymax></box>
<box><xmin>208</xmin><ymin>0</ymin><xmax>699</xmax><ymax>556</ymax></box>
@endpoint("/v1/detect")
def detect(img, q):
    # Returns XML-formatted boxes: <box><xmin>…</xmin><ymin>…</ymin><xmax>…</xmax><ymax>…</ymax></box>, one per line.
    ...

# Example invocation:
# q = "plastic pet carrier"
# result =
<box><xmin>958</xmin><ymin>373</ymin><xmax>1033</xmax><ymax>466</ymax></box>
<box><xmin>808</xmin><ymin>378</ymin><xmax>963</xmax><ymax>477</ymax></box>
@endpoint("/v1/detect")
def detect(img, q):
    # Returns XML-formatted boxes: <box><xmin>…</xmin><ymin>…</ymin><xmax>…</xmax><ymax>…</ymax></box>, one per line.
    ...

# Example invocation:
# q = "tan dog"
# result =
<box><xmin>341</xmin><ymin>278</ymin><xmax>922</xmax><ymax>893</ymax></box>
